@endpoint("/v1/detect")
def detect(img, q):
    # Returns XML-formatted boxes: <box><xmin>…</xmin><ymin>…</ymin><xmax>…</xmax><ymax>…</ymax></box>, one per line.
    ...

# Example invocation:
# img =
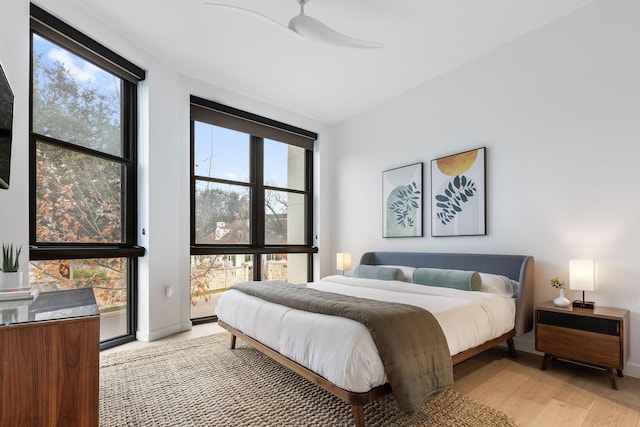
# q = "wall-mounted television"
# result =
<box><xmin>0</xmin><ymin>63</ymin><xmax>15</xmax><ymax>190</ymax></box>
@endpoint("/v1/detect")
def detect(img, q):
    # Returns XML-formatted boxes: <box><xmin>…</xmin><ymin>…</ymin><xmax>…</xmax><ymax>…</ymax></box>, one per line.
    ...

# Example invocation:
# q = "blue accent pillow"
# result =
<box><xmin>412</xmin><ymin>268</ymin><xmax>481</xmax><ymax>291</ymax></box>
<box><xmin>354</xmin><ymin>265</ymin><xmax>404</xmax><ymax>281</ymax></box>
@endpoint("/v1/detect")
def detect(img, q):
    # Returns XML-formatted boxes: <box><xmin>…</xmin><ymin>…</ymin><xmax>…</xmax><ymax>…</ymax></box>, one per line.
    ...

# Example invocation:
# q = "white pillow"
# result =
<box><xmin>478</xmin><ymin>272</ymin><xmax>519</xmax><ymax>298</ymax></box>
<box><xmin>378</xmin><ymin>265</ymin><xmax>416</xmax><ymax>283</ymax></box>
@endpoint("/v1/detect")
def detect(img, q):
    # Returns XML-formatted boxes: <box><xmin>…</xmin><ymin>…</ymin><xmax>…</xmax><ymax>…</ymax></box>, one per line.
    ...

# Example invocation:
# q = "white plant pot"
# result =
<box><xmin>0</xmin><ymin>271</ymin><xmax>23</xmax><ymax>289</ymax></box>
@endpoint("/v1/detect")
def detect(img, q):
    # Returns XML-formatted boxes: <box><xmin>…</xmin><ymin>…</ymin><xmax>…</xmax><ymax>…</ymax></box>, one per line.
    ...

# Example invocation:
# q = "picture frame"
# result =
<box><xmin>431</xmin><ymin>147</ymin><xmax>486</xmax><ymax>237</ymax></box>
<box><xmin>382</xmin><ymin>162</ymin><xmax>423</xmax><ymax>238</ymax></box>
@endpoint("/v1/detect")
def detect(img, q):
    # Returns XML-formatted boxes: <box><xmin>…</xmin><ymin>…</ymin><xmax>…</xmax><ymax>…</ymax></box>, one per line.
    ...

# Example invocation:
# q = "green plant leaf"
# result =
<box><xmin>1</xmin><ymin>243</ymin><xmax>22</xmax><ymax>272</ymax></box>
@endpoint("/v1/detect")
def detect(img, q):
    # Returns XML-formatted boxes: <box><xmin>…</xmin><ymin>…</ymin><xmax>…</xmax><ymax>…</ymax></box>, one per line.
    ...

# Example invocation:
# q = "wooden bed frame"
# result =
<box><xmin>219</xmin><ymin>251</ymin><xmax>534</xmax><ymax>427</ymax></box>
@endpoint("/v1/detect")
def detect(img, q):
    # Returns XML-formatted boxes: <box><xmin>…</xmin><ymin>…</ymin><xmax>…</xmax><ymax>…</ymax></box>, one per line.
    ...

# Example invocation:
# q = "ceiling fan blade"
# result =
<box><xmin>288</xmin><ymin>14</ymin><xmax>383</xmax><ymax>49</ymax></box>
<box><xmin>203</xmin><ymin>3</ymin><xmax>303</xmax><ymax>39</ymax></box>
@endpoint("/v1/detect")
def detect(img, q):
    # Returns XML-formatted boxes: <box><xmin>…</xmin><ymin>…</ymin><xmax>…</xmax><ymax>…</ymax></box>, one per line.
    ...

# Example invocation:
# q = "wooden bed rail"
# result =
<box><xmin>451</xmin><ymin>330</ymin><xmax>516</xmax><ymax>365</ymax></box>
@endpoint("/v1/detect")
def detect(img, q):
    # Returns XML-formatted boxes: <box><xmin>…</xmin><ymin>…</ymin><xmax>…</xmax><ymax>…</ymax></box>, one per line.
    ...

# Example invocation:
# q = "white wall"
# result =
<box><xmin>334</xmin><ymin>0</ymin><xmax>640</xmax><ymax>377</ymax></box>
<box><xmin>0</xmin><ymin>0</ymin><xmax>332</xmax><ymax>341</ymax></box>
<box><xmin>0</xmin><ymin>0</ymin><xmax>30</xmax><ymax>284</ymax></box>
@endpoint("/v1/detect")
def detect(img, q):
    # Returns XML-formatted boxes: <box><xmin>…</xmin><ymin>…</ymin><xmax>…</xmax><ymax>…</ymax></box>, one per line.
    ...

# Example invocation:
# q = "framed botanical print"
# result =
<box><xmin>431</xmin><ymin>147</ymin><xmax>486</xmax><ymax>237</ymax></box>
<box><xmin>382</xmin><ymin>162</ymin><xmax>423</xmax><ymax>238</ymax></box>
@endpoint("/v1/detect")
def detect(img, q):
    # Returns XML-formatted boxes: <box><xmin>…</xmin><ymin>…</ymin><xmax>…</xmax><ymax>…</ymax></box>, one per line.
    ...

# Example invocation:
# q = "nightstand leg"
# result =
<box><xmin>540</xmin><ymin>353</ymin><xmax>552</xmax><ymax>370</ymax></box>
<box><xmin>606</xmin><ymin>368</ymin><xmax>619</xmax><ymax>390</ymax></box>
<box><xmin>616</xmin><ymin>369</ymin><xmax>624</xmax><ymax>378</ymax></box>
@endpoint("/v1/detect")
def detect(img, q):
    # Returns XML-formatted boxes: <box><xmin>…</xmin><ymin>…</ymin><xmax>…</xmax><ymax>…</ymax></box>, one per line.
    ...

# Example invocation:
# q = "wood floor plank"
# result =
<box><xmin>529</xmin><ymin>398</ymin><xmax>589</xmax><ymax>427</ymax></box>
<box><xmin>453</xmin><ymin>347</ymin><xmax>640</xmax><ymax>427</ymax></box>
<box><xmin>600</xmin><ymin>375</ymin><xmax>640</xmax><ymax>413</ymax></box>
<box><xmin>582</xmin><ymin>398</ymin><xmax>640</xmax><ymax>427</ymax></box>
<box><xmin>462</xmin><ymin>364</ymin><xmax>530</xmax><ymax>408</ymax></box>
<box><xmin>453</xmin><ymin>359</ymin><xmax>505</xmax><ymax>395</ymax></box>
<box><xmin>514</xmin><ymin>373</ymin><xmax>564</xmax><ymax>405</ymax></box>
<box><xmin>498</xmin><ymin>393</ymin><xmax>546</xmax><ymax>427</ymax></box>
<box><xmin>553</xmin><ymin>382</ymin><xmax>599</xmax><ymax>410</ymax></box>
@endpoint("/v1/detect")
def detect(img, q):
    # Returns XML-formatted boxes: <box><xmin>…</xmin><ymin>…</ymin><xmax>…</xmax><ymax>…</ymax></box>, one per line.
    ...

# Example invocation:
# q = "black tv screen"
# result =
<box><xmin>0</xmin><ymin>63</ymin><xmax>14</xmax><ymax>189</ymax></box>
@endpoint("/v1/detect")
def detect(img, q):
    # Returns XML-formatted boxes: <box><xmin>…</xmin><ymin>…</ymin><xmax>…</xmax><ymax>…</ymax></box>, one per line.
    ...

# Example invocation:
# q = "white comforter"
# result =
<box><xmin>215</xmin><ymin>275</ymin><xmax>515</xmax><ymax>393</ymax></box>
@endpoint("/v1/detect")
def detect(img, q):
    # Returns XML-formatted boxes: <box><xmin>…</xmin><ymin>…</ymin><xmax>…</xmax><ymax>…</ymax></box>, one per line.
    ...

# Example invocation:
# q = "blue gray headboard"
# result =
<box><xmin>359</xmin><ymin>251</ymin><xmax>534</xmax><ymax>336</ymax></box>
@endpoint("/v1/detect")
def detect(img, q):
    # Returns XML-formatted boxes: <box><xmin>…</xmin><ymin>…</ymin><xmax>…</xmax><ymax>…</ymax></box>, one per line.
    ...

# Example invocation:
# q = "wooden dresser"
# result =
<box><xmin>0</xmin><ymin>288</ymin><xmax>100</xmax><ymax>426</ymax></box>
<box><xmin>535</xmin><ymin>301</ymin><xmax>630</xmax><ymax>389</ymax></box>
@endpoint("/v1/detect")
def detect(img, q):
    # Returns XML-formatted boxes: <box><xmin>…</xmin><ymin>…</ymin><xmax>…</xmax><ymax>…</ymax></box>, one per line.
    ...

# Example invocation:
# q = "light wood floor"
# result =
<box><xmin>453</xmin><ymin>346</ymin><xmax>640</xmax><ymax>427</ymax></box>
<box><xmin>103</xmin><ymin>324</ymin><xmax>640</xmax><ymax>426</ymax></box>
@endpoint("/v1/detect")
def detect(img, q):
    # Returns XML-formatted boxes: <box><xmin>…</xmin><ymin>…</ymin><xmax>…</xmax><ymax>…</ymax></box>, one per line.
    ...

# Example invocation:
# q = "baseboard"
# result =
<box><xmin>136</xmin><ymin>321</ymin><xmax>193</xmax><ymax>342</ymax></box>
<box><xmin>621</xmin><ymin>362</ymin><xmax>640</xmax><ymax>379</ymax></box>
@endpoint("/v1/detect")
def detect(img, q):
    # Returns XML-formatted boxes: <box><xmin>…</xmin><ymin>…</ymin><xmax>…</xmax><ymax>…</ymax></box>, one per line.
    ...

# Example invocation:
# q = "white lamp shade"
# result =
<box><xmin>569</xmin><ymin>259</ymin><xmax>595</xmax><ymax>291</ymax></box>
<box><xmin>336</xmin><ymin>253</ymin><xmax>352</xmax><ymax>271</ymax></box>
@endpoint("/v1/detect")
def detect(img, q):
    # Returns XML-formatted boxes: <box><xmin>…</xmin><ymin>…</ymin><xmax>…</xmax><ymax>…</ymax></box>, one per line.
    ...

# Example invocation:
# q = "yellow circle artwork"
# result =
<box><xmin>436</xmin><ymin>149</ymin><xmax>478</xmax><ymax>176</ymax></box>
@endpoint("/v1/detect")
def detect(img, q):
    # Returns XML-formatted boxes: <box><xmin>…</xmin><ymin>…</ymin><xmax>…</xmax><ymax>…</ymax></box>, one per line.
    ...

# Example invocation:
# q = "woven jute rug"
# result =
<box><xmin>100</xmin><ymin>333</ymin><xmax>517</xmax><ymax>426</ymax></box>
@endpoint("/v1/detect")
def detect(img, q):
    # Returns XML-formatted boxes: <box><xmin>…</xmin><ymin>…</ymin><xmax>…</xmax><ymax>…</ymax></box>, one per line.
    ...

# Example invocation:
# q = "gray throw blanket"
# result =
<box><xmin>232</xmin><ymin>280</ymin><xmax>454</xmax><ymax>414</ymax></box>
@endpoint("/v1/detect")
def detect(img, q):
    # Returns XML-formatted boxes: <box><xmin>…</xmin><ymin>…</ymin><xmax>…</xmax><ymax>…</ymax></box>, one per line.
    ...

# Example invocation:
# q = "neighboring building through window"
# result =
<box><xmin>190</xmin><ymin>96</ymin><xmax>317</xmax><ymax>321</ymax></box>
<box><xmin>29</xmin><ymin>4</ymin><xmax>145</xmax><ymax>349</ymax></box>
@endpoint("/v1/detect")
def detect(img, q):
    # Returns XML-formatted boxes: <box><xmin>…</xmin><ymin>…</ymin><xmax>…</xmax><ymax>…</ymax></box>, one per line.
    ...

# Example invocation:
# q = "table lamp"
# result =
<box><xmin>336</xmin><ymin>253</ymin><xmax>351</xmax><ymax>276</ymax></box>
<box><xmin>569</xmin><ymin>258</ymin><xmax>595</xmax><ymax>309</ymax></box>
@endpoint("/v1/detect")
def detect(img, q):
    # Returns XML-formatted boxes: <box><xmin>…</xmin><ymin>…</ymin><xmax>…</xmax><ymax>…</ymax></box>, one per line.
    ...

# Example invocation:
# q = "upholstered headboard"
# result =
<box><xmin>359</xmin><ymin>252</ymin><xmax>534</xmax><ymax>336</ymax></box>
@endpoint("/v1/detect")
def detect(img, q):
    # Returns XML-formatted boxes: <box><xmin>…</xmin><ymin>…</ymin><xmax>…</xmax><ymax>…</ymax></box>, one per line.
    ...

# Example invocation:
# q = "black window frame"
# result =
<box><xmin>29</xmin><ymin>4</ymin><xmax>145</xmax><ymax>350</ymax></box>
<box><xmin>190</xmin><ymin>96</ymin><xmax>317</xmax><ymax>322</ymax></box>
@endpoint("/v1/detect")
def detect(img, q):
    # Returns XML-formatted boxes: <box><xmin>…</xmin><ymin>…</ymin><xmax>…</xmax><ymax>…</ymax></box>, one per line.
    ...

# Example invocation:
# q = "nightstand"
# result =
<box><xmin>535</xmin><ymin>301</ymin><xmax>630</xmax><ymax>389</ymax></box>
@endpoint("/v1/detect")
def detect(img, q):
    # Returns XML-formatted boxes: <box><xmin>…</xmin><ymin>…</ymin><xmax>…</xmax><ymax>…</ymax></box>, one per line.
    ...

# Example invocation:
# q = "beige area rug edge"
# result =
<box><xmin>100</xmin><ymin>333</ymin><xmax>517</xmax><ymax>426</ymax></box>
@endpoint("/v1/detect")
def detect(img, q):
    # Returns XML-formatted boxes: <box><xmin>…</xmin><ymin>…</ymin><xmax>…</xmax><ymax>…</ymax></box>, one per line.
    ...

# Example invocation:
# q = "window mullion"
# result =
<box><xmin>122</xmin><ymin>81</ymin><xmax>136</xmax><ymax>246</ymax></box>
<box><xmin>254</xmin><ymin>136</ymin><xmax>265</xmax><ymax>248</ymax></box>
<box><xmin>305</xmin><ymin>149</ymin><xmax>314</xmax><ymax>247</ymax></box>
<box><xmin>253</xmin><ymin>136</ymin><xmax>264</xmax><ymax>280</ymax></box>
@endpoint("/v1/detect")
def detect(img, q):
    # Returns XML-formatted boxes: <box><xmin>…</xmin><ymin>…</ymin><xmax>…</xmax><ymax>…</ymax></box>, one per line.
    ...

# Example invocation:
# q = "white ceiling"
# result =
<box><xmin>67</xmin><ymin>0</ymin><xmax>594</xmax><ymax>125</ymax></box>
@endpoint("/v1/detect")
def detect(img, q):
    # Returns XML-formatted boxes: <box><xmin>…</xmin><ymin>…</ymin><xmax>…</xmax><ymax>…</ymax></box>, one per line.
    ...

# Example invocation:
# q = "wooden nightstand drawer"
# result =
<box><xmin>537</xmin><ymin>310</ymin><xmax>620</xmax><ymax>336</ymax></box>
<box><xmin>537</xmin><ymin>324</ymin><xmax>621</xmax><ymax>368</ymax></box>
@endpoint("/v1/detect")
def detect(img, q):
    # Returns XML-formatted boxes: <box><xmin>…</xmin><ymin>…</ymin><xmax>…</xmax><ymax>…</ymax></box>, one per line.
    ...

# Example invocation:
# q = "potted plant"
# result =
<box><xmin>1</xmin><ymin>243</ymin><xmax>23</xmax><ymax>288</ymax></box>
<box><xmin>550</xmin><ymin>276</ymin><xmax>569</xmax><ymax>308</ymax></box>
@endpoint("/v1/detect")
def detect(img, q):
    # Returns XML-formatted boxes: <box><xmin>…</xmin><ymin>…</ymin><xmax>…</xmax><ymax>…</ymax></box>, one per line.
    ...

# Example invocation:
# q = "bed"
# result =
<box><xmin>216</xmin><ymin>251</ymin><xmax>534</xmax><ymax>426</ymax></box>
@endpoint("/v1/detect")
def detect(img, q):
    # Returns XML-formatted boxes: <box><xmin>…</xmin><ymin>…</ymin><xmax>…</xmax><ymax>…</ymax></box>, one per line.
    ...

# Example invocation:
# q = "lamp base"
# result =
<box><xmin>572</xmin><ymin>300</ymin><xmax>595</xmax><ymax>309</ymax></box>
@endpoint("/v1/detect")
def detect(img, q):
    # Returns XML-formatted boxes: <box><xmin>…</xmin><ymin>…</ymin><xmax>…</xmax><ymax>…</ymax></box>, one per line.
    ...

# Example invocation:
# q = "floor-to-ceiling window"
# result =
<box><xmin>29</xmin><ymin>4</ymin><xmax>145</xmax><ymax>348</ymax></box>
<box><xmin>190</xmin><ymin>96</ymin><xmax>317</xmax><ymax>322</ymax></box>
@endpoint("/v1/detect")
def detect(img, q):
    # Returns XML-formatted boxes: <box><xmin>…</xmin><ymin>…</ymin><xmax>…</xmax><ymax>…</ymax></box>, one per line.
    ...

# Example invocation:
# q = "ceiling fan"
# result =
<box><xmin>203</xmin><ymin>0</ymin><xmax>383</xmax><ymax>49</ymax></box>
